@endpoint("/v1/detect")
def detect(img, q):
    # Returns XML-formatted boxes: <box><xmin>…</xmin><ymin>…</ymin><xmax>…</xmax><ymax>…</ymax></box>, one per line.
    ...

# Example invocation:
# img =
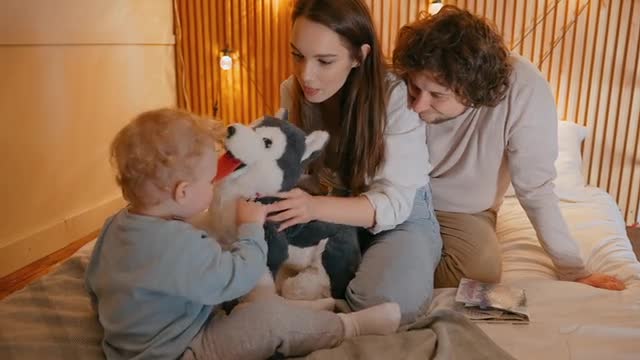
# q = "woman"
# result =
<box><xmin>266</xmin><ymin>0</ymin><xmax>442</xmax><ymax>324</ymax></box>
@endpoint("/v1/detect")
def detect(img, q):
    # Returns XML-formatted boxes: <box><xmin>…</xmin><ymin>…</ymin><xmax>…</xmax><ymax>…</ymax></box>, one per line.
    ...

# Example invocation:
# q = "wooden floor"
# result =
<box><xmin>0</xmin><ymin>230</ymin><xmax>99</xmax><ymax>300</ymax></box>
<box><xmin>0</xmin><ymin>227</ymin><xmax>639</xmax><ymax>301</ymax></box>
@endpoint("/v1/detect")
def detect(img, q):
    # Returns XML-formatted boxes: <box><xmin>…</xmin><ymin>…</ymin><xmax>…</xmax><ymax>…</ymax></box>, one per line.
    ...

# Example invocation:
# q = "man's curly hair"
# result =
<box><xmin>392</xmin><ymin>6</ymin><xmax>512</xmax><ymax>107</ymax></box>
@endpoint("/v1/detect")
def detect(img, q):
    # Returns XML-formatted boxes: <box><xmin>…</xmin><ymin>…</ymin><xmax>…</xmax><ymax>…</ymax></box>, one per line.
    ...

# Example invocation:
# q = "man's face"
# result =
<box><xmin>406</xmin><ymin>71</ymin><xmax>468</xmax><ymax>123</ymax></box>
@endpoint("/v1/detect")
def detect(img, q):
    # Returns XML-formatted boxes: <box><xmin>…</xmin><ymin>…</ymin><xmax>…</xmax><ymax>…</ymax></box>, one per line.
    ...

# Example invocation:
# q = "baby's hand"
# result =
<box><xmin>236</xmin><ymin>198</ymin><xmax>267</xmax><ymax>226</ymax></box>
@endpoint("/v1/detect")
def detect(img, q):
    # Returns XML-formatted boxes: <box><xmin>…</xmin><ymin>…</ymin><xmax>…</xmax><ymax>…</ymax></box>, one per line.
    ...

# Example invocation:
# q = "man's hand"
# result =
<box><xmin>576</xmin><ymin>273</ymin><xmax>625</xmax><ymax>291</ymax></box>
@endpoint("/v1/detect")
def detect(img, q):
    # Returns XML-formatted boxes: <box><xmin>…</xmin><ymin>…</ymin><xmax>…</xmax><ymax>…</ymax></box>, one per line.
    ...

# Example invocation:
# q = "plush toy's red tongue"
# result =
<box><xmin>214</xmin><ymin>151</ymin><xmax>242</xmax><ymax>182</ymax></box>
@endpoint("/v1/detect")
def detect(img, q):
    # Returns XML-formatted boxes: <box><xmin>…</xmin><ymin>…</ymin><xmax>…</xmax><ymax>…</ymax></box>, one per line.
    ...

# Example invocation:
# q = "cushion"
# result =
<box><xmin>505</xmin><ymin>120</ymin><xmax>589</xmax><ymax>200</ymax></box>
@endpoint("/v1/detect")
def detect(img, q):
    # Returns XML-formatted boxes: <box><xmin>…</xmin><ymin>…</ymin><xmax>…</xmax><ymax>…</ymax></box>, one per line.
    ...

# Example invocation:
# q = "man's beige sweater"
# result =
<box><xmin>426</xmin><ymin>55</ymin><xmax>589</xmax><ymax>280</ymax></box>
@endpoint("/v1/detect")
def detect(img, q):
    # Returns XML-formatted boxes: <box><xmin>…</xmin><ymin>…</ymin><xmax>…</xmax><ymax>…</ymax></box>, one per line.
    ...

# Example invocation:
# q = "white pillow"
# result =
<box><xmin>505</xmin><ymin>120</ymin><xmax>589</xmax><ymax>199</ymax></box>
<box><xmin>555</xmin><ymin>120</ymin><xmax>589</xmax><ymax>189</ymax></box>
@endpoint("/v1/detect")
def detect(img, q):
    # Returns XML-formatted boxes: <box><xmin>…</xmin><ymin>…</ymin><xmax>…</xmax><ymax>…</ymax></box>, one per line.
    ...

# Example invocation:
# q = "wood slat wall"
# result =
<box><xmin>174</xmin><ymin>0</ymin><xmax>640</xmax><ymax>224</ymax></box>
<box><xmin>174</xmin><ymin>0</ymin><xmax>292</xmax><ymax>123</ymax></box>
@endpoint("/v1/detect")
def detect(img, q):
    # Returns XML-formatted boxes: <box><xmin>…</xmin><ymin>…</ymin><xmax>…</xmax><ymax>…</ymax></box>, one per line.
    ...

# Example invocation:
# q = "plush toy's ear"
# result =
<box><xmin>302</xmin><ymin>130</ymin><xmax>329</xmax><ymax>162</ymax></box>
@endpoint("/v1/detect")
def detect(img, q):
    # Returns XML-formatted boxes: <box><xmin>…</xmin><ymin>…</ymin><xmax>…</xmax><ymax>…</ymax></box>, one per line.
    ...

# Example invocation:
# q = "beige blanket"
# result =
<box><xmin>0</xmin><ymin>244</ymin><xmax>514</xmax><ymax>360</ymax></box>
<box><xmin>298</xmin><ymin>309</ymin><xmax>515</xmax><ymax>360</ymax></box>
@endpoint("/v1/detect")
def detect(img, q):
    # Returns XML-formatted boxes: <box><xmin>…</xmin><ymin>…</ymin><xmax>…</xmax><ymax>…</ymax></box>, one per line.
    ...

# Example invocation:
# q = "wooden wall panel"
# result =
<box><xmin>175</xmin><ymin>0</ymin><xmax>639</xmax><ymax>225</ymax></box>
<box><xmin>174</xmin><ymin>0</ymin><xmax>292</xmax><ymax>122</ymax></box>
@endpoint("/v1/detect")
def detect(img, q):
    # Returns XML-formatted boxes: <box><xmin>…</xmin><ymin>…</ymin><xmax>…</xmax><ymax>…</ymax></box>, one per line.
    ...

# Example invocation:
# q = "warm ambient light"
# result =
<box><xmin>428</xmin><ymin>0</ymin><xmax>443</xmax><ymax>15</ymax></box>
<box><xmin>220</xmin><ymin>49</ymin><xmax>233</xmax><ymax>70</ymax></box>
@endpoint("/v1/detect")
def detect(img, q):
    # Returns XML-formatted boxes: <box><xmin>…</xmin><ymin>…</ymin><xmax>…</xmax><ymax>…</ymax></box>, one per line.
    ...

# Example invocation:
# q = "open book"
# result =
<box><xmin>454</xmin><ymin>278</ymin><xmax>530</xmax><ymax>324</ymax></box>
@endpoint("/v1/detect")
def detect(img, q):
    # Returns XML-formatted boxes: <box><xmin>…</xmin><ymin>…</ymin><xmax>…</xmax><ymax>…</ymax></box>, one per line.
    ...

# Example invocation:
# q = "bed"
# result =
<box><xmin>1</xmin><ymin>121</ymin><xmax>639</xmax><ymax>359</ymax></box>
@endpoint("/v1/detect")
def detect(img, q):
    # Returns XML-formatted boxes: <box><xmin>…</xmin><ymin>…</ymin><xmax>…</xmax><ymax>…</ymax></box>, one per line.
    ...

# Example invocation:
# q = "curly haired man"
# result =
<box><xmin>392</xmin><ymin>5</ymin><xmax>624</xmax><ymax>291</ymax></box>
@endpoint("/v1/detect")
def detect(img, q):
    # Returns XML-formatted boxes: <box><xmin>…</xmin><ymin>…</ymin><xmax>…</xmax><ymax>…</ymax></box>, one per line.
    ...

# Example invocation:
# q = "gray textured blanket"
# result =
<box><xmin>298</xmin><ymin>309</ymin><xmax>515</xmax><ymax>360</ymax></box>
<box><xmin>0</xmin><ymin>244</ymin><xmax>513</xmax><ymax>360</ymax></box>
<box><xmin>0</xmin><ymin>251</ymin><xmax>103</xmax><ymax>359</ymax></box>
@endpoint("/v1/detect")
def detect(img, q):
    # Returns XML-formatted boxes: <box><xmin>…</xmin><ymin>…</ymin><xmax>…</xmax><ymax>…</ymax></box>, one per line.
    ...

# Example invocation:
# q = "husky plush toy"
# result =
<box><xmin>201</xmin><ymin>112</ymin><xmax>361</xmax><ymax>301</ymax></box>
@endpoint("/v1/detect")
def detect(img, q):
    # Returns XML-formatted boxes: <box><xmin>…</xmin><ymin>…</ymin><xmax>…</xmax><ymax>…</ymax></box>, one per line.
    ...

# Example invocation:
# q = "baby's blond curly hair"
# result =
<box><xmin>110</xmin><ymin>108</ymin><xmax>225</xmax><ymax>208</ymax></box>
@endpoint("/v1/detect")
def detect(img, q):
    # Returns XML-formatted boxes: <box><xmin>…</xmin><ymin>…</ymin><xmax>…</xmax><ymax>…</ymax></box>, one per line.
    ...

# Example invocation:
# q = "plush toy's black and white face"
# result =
<box><xmin>198</xmin><ymin>114</ymin><xmax>358</xmax><ymax>303</ymax></box>
<box><xmin>216</xmin><ymin>114</ymin><xmax>328</xmax><ymax>197</ymax></box>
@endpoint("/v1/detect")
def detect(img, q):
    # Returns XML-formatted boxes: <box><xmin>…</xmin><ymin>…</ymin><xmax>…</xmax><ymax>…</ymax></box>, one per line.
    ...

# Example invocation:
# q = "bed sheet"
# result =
<box><xmin>430</xmin><ymin>280</ymin><xmax>640</xmax><ymax>360</ymax></box>
<box><xmin>497</xmin><ymin>186</ymin><xmax>640</xmax><ymax>287</ymax></box>
<box><xmin>452</xmin><ymin>185</ymin><xmax>640</xmax><ymax>359</ymax></box>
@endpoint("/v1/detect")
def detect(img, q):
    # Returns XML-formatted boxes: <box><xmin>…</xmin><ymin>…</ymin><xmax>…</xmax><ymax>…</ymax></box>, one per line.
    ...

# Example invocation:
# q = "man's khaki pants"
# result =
<box><xmin>434</xmin><ymin>210</ymin><xmax>503</xmax><ymax>288</ymax></box>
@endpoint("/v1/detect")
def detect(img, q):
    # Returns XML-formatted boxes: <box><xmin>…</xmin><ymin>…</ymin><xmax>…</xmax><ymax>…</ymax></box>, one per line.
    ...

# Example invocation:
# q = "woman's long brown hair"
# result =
<box><xmin>290</xmin><ymin>0</ymin><xmax>388</xmax><ymax>195</ymax></box>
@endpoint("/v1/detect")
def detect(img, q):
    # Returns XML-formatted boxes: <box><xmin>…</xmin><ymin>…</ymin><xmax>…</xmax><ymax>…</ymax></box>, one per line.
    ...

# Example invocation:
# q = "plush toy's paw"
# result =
<box><xmin>280</xmin><ymin>266</ymin><xmax>331</xmax><ymax>300</ymax></box>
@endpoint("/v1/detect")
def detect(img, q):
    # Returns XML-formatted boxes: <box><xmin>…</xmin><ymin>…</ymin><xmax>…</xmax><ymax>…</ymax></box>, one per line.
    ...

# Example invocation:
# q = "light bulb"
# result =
<box><xmin>220</xmin><ymin>54</ymin><xmax>233</xmax><ymax>70</ymax></box>
<box><xmin>428</xmin><ymin>1</ymin><xmax>443</xmax><ymax>15</ymax></box>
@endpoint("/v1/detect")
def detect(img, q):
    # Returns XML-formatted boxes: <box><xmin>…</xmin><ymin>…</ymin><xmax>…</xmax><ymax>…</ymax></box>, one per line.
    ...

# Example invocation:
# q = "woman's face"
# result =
<box><xmin>290</xmin><ymin>17</ymin><xmax>358</xmax><ymax>103</ymax></box>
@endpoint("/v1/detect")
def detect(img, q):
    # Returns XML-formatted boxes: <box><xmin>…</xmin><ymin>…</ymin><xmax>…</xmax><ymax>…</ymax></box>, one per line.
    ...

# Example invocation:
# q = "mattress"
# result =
<box><xmin>1</xmin><ymin>186</ymin><xmax>639</xmax><ymax>359</ymax></box>
<box><xmin>466</xmin><ymin>186</ymin><xmax>640</xmax><ymax>359</ymax></box>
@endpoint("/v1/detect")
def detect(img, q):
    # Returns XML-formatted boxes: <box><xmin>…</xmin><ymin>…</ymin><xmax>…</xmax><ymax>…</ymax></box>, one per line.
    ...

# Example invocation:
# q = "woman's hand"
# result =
<box><xmin>576</xmin><ymin>273</ymin><xmax>625</xmax><ymax>291</ymax></box>
<box><xmin>265</xmin><ymin>188</ymin><xmax>317</xmax><ymax>231</ymax></box>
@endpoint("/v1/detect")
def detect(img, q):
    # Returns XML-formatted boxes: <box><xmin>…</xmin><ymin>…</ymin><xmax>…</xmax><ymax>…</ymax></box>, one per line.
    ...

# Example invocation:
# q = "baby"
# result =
<box><xmin>85</xmin><ymin>108</ymin><xmax>400</xmax><ymax>360</ymax></box>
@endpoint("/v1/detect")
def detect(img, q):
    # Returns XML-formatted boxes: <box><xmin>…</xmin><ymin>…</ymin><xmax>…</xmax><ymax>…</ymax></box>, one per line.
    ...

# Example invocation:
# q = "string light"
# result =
<box><xmin>220</xmin><ymin>48</ymin><xmax>233</xmax><ymax>70</ymax></box>
<box><xmin>428</xmin><ymin>0</ymin><xmax>443</xmax><ymax>15</ymax></box>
